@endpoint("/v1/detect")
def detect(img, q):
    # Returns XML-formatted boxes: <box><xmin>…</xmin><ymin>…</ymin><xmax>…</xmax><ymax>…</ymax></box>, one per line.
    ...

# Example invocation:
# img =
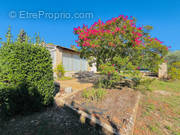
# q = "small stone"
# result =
<box><xmin>11</xmin><ymin>118</ymin><xmax>15</xmax><ymax>122</ymax></box>
<box><xmin>65</xmin><ymin>87</ymin><xmax>72</xmax><ymax>93</ymax></box>
<box><xmin>80</xmin><ymin>115</ymin><xmax>86</xmax><ymax>124</ymax></box>
<box><xmin>154</xmin><ymin>90</ymin><xmax>171</xmax><ymax>96</ymax></box>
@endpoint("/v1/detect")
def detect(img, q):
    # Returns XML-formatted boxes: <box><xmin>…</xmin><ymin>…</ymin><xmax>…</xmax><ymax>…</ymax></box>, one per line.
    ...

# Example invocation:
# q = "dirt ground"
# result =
<box><xmin>59</xmin><ymin>79</ymin><xmax>93</xmax><ymax>90</ymax></box>
<box><xmin>65</xmin><ymin>87</ymin><xmax>140</xmax><ymax>134</ymax></box>
<box><xmin>0</xmin><ymin>106</ymin><xmax>106</xmax><ymax>135</ymax></box>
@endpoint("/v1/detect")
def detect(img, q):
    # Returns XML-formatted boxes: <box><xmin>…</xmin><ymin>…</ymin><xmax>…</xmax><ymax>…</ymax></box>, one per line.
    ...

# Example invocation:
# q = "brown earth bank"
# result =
<box><xmin>64</xmin><ymin>87</ymin><xmax>140</xmax><ymax>134</ymax></box>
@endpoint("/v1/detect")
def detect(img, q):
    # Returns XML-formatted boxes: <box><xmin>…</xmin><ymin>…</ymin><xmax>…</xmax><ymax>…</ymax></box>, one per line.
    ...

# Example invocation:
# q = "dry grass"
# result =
<box><xmin>134</xmin><ymin>80</ymin><xmax>180</xmax><ymax>135</ymax></box>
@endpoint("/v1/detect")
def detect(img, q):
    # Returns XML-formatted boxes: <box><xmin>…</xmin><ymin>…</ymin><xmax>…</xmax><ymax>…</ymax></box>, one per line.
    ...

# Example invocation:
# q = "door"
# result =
<box><xmin>73</xmin><ymin>54</ymin><xmax>81</xmax><ymax>71</ymax></box>
<box><xmin>62</xmin><ymin>53</ymin><xmax>73</xmax><ymax>71</ymax></box>
<box><xmin>62</xmin><ymin>52</ymin><xmax>88</xmax><ymax>72</ymax></box>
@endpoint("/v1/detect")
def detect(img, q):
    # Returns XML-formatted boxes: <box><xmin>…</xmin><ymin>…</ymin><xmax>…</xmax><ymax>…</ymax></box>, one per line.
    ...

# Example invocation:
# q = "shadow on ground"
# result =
<box><xmin>0</xmin><ymin>103</ymin><xmax>118</xmax><ymax>135</ymax></box>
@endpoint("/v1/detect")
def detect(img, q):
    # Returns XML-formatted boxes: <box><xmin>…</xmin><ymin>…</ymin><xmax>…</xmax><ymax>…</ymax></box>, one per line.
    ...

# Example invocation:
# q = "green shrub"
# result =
<box><xmin>55</xmin><ymin>63</ymin><xmax>65</xmax><ymax>79</ymax></box>
<box><xmin>82</xmin><ymin>88</ymin><xmax>107</xmax><ymax>101</ymax></box>
<box><xmin>98</xmin><ymin>63</ymin><xmax>121</xmax><ymax>88</ymax></box>
<box><xmin>0</xmin><ymin>82</ymin><xmax>43</xmax><ymax>118</ymax></box>
<box><xmin>0</xmin><ymin>39</ymin><xmax>54</xmax><ymax>118</ymax></box>
<box><xmin>98</xmin><ymin>62</ymin><xmax>147</xmax><ymax>89</ymax></box>
<box><xmin>134</xmin><ymin>78</ymin><xmax>155</xmax><ymax>92</ymax></box>
<box><xmin>168</xmin><ymin>62</ymin><xmax>180</xmax><ymax>80</ymax></box>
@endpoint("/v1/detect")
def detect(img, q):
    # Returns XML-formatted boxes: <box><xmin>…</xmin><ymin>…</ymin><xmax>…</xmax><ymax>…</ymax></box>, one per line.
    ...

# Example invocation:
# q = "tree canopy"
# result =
<box><xmin>74</xmin><ymin>15</ymin><xmax>169</xmax><ymax>73</ymax></box>
<box><xmin>166</xmin><ymin>50</ymin><xmax>180</xmax><ymax>64</ymax></box>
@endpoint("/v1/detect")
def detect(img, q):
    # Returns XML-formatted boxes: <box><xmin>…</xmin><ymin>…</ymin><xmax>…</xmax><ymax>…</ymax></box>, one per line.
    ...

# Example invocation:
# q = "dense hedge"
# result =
<box><xmin>0</xmin><ymin>42</ymin><xmax>54</xmax><ymax>118</ymax></box>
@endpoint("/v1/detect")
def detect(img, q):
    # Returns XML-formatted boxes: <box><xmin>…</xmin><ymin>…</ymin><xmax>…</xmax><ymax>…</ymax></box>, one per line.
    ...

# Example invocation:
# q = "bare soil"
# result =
<box><xmin>59</xmin><ymin>79</ymin><xmax>93</xmax><ymax>90</ymax></box>
<box><xmin>64</xmin><ymin>87</ymin><xmax>140</xmax><ymax>134</ymax></box>
<box><xmin>0</xmin><ymin>107</ymin><xmax>107</xmax><ymax>135</ymax></box>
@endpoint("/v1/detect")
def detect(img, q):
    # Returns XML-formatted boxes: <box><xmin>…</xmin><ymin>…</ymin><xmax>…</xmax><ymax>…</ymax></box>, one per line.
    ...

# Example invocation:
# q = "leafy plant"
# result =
<box><xmin>165</xmin><ymin>51</ymin><xmax>180</xmax><ymax>65</ymax></box>
<box><xmin>55</xmin><ymin>63</ymin><xmax>65</xmax><ymax>79</ymax></box>
<box><xmin>82</xmin><ymin>88</ymin><xmax>107</xmax><ymax>101</ymax></box>
<box><xmin>74</xmin><ymin>15</ymin><xmax>169</xmax><ymax>89</ymax></box>
<box><xmin>134</xmin><ymin>78</ymin><xmax>155</xmax><ymax>92</ymax></box>
<box><xmin>168</xmin><ymin>62</ymin><xmax>180</xmax><ymax>80</ymax></box>
<box><xmin>98</xmin><ymin>62</ymin><xmax>121</xmax><ymax>88</ymax></box>
<box><xmin>0</xmin><ymin>82</ymin><xmax>43</xmax><ymax>119</ymax></box>
<box><xmin>70</xmin><ymin>45</ymin><xmax>79</xmax><ymax>51</ymax></box>
<box><xmin>96</xmin><ymin>88</ymin><xmax>107</xmax><ymax>100</ymax></box>
<box><xmin>74</xmin><ymin>15</ymin><xmax>168</xmax><ymax>71</ymax></box>
<box><xmin>0</xmin><ymin>29</ymin><xmax>54</xmax><ymax>118</ymax></box>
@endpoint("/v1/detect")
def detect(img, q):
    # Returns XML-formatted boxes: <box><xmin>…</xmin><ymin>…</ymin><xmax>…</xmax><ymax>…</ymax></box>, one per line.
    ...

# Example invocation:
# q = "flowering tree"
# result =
<box><xmin>74</xmin><ymin>15</ymin><xmax>169</xmax><ymax>88</ymax></box>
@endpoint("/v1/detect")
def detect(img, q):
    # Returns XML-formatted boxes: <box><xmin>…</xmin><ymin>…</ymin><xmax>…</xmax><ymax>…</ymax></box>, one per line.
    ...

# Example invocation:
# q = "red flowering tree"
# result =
<box><xmin>74</xmin><ymin>15</ymin><xmax>169</xmax><ymax>88</ymax></box>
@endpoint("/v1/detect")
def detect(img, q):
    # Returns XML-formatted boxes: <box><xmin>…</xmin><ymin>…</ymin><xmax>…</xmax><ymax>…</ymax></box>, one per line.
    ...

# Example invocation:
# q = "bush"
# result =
<box><xmin>54</xmin><ymin>63</ymin><xmax>65</xmax><ymax>79</ymax></box>
<box><xmin>134</xmin><ymin>78</ymin><xmax>155</xmax><ymax>92</ymax></box>
<box><xmin>0</xmin><ymin>82</ymin><xmax>43</xmax><ymax>118</ymax></box>
<box><xmin>98</xmin><ymin>63</ymin><xmax>121</xmax><ymax>88</ymax></box>
<box><xmin>165</xmin><ymin>51</ymin><xmax>180</xmax><ymax>65</ymax></box>
<box><xmin>97</xmin><ymin>62</ymin><xmax>146</xmax><ymax>89</ymax></box>
<box><xmin>0</xmin><ymin>40</ymin><xmax>54</xmax><ymax>118</ymax></box>
<box><xmin>168</xmin><ymin>62</ymin><xmax>180</xmax><ymax>80</ymax></box>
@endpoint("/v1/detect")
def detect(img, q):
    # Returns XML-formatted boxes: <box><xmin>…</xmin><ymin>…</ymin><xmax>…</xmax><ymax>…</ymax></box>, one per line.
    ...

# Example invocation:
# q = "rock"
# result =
<box><xmin>11</xmin><ymin>118</ymin><xmax>15</xmax><ymax>122</ymax></box>
<box><xmin>65</xmin><ymin>87</ymin><xmax>72</xmax><ymax>93</ymax></box>
<box><xmin>154</xmin><ymin>90</ymin><xmax>171</xmax><ymax>96</ymax></box>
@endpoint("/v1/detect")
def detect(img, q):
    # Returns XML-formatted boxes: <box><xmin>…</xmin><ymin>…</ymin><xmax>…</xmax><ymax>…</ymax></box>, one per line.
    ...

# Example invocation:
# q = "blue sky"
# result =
<box><xmin>0</xmin><ymin>0</ymin><xmax>179</xmax><ymax>51</ymax></box>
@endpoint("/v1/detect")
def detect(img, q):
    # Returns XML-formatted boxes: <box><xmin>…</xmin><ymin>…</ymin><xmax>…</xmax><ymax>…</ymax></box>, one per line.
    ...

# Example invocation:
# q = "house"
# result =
<box><xmin>46</xmin><ymin>44</ymin><xmax>94</xmax><ymax>77</ymax></box>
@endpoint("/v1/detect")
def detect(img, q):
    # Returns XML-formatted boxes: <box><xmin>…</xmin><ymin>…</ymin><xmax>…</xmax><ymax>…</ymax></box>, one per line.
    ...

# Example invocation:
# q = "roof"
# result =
<box><xmin>46</xmin><ymin>44</ymin><xmax>80</xmax><ymax>54</ymax></box>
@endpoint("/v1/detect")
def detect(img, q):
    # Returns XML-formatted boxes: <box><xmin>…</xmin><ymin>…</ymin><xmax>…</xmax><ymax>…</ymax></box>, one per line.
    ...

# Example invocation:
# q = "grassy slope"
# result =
<box><xmin>134</xmin><ymin>80</ymin><xmax>180</xmax><ymax>135</ymax></box>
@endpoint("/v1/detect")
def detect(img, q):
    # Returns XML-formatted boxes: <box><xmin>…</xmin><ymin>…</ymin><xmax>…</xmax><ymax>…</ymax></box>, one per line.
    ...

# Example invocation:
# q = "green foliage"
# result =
<box><xmin>74</xmin><ymin>16</ymin><xmax>168</xmax><ymax>89</ymax></box>
<box><xmin>168</xmin><ymin>62</ymin><xmax>180</xmax><ymax>80</ymax></box>
<box><xmin>144</xmin><ymin>25</ymin><xmax>153</xmax><ymax>31</ymax></box>
<box><xmin>87</xmin><ymin>56</ymin><xmax>96</xmax><ymax>67</ymax></box>
<box><xmin>75</xmin><ymin>16</ymin><xmax>168</xmax><ymax>73</ymax></box>
<box><xmin>135</xmin><ymin>78</ymin><xmax>155</xmax><ymax>92</ymax></box>
<box><xmin>98</xmin><ymin>61</ymin><xmax>154</xmax><ymax>89</ymax></box>
<box><xmin>5</xmin><ymin>26</ymin><xmax>12</xmax><ymax>45</ymax></box>
<box><xmin>59</xmin><ymin>76</ymin><xmax>72</xmax><ymax>81</ymax></box>
<box><xmin>148</xmin><ymin>124</ymin><xmax>159</xmax><ymax>133</ymax></box>
<box><xmin>82</xmin><ymin>88</ymin><xmax>107</xmax><ymax>101</ymax></box>
<box><xmin>0</xmin><ymin>82</ymin><xmax>44</xmax><ymax>119</ymax></box>
<box><xmin>166</xmin><ymin>51</ymin><xmax>180</xmax><ymax>65</ymax></box>
<box><xmin>17</xmin><ymin>29</ymin><xmax>27</xmax><ymax>43</ymax></box>
<box><xmin>55</xmin><ymin>63</ymin><xmax>65</xmax><ymax>79</ymax></box>
<box><xmin>70</xmin><ymin>45</ymin><xmax>79</xmax><ymax>51</ymax></box>
<box><xmin>98</xmin><ymin>62</ymin><xmax>121</xmax><ymax>88</ymax></box>
<box><xmin>149</xmin><ymin>79</ymin><xmax>180</xmax><ymax>92</ymax></box>
<box><xmin>0</xmin><ymin>30</ymin><xmax>54</xmax><ymax>118</ymax></box>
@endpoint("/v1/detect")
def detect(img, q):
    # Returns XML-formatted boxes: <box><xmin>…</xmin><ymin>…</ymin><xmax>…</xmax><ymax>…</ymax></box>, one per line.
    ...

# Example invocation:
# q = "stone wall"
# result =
<box><xmin>158</xmin><ymin>63</ymin><xmax>168</xmax><ymax>79</ymax></box>
<box><xmin>56</xmin><ymin>47</ymin><xmax>62</xmax><ymax>67</ymax></box>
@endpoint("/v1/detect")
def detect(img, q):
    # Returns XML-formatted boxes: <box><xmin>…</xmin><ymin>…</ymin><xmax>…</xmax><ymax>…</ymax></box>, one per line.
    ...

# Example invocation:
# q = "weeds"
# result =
<box><xmin>147</xmin><ymin>123</ymin><xmax>161</xmax><ymax>134</ymax></box>
<box><xmin>82</xmin><ymin>88</ymin><xmax>107</xmax><ymax>101</ymax></box>
<box><xmin>59</xmin><ymin>76</ymin><xmax>72</xmax><ymax>81</ymax></box>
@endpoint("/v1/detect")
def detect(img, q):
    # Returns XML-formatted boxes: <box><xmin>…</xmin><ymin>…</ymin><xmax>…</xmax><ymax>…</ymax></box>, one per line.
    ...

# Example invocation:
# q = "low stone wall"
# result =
<box><xmin>158</xmin><ymin>63</ymin><xmax>168</xmax><ymax>79</ymax></box>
